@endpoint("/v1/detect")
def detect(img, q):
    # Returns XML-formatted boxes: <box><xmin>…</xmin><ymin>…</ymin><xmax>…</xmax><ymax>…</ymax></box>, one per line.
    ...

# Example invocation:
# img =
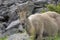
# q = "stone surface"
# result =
<box><xmin>6</xmin><ymin>19</ymin><xmax>20</xmax><ymax>30</ymax></box>
<box><xmin>0</xmin><ymin>0</ymin><xmax>2</xmax><ymax>5</ymax></box>
<box><xmin>7</xmin><ymin>33</ymin><xmax>30</xmax><ymax>40</ymax></box>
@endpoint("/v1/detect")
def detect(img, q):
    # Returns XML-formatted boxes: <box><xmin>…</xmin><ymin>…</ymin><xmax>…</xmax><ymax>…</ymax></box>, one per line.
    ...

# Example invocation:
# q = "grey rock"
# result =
<box><xmin>47</xmin><ymin>0</ymin><xmax>52</xmax><ymax>4</ymax></box>
<box><xmin>8</xmin><ymin>11</ymin><xmax>18</xmax><ymax>23</ymax></box>
<box><xmin>7</xmin><ymin>33</ymin><xmax>30</xmax><ymax>40</ymax></box>
<box><xmin>0</xmin><ymin>0</ymin><xmax>2</xmax><ymax>5</ymax></box>
<box><xmin>0</xmin><ymin>16</ymin><xmax>5</xmax><ymax>22</ymax></box>
<box><xmin>34</xmin><ymin>8</ymin><xmax>44</xmax><ymax>13</ymax></box>
<box><xmin>33</xmin><ymin>0</ymin><xmax>48</xmax><ymax>7</ymax></box>
<box><xmin>0</xmin><ymin>23</ymin><xmax>6</xmax><ymax>31</ymax></box>
<box><xmin>31</xmin><ymin>0</ymin><xmax>48</xmax><ymax>14</ymax></box>
<box><xmin>4</xmin><ymin>28</ymin><xmax>19</xmax><ymax>36</ymax></box>
<box><xmin>0</xmin><ymin>13</ymin><xmax>9</xmax><ymax>22</ymax></box>
<box><xmin>7</xmin><ymin>4</ymin><xmax>18</xmax><ymax>23</ymax></box>
<box><xmin>0</xmin><ymin>23</ymin><xmax>6</xmax><ymax>38</ymax></box>
<box><xmin>0</xmin><ymin>28</ymin><xmax>19</xmax><ymax>38</ymax></box>
<box><xmin>6</xmin><ymin>19</ymin><xmax>20</xmax><ymax>30</ymax></box>
<box><xmin>3</xmin><ymin>0</ymin><xmax>15</xmax><ymax>6</ymax></box>
<box><xmin>32</xmin><ymin>0</ymin><xmax>47</xmax><ymax>2</ymax></box>
<box><xmin>3</xmin><ymin>0</ymin><xmax>27</xmax><ymax>6</ymax></box>
<box><xmin>4</xmin><ymin>19</ymin><xmax>24</xmax><ymax>36</ymax></box>
<box><xmin>0</xmin><ymin>6</ymin><xmax>9</xmax><ymax>17</ymax></box>
<box><xmin>9</xmin><ymin>5</ymin><xmax>17</xmax><ymax>13</ymax></box>
<box><xmin>4</xmin><ymin>26</ymin><xmax>24</xmax><ymax>36</ymax></box>
<box><xmin>58</xmin><ymin>0</ymin><xmax>60</xmax><ymax>4</ymax></box>
<box><xmin>34</xmin><ymin>8</ymin><xmax>48</xmax><ymax>13</ymax></box>
<box><xmin>0</xmin><ymin>23</ymin><xmax>4</xmax><ymax>31</ymax></box>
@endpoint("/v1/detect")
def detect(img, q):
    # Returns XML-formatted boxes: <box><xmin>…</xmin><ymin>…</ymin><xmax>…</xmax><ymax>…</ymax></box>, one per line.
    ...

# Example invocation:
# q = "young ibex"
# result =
<box><xmin>17</xmin><ymin>1</ymin><xmax>58</xmax><ymax>40</ymax></box>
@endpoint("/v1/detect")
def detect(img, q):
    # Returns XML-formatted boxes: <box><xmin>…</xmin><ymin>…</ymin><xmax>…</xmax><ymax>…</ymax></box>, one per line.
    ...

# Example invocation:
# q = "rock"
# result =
<box><xmin>7</xmin><ymin>33</ymin><xmax>30</xmax><ymax>40</ymax></box>
<box><xmin>2</xmin><ymin>22</ymin><xmax>26</xmax><ymax>37</ymax></box>
<box><xmin>3</xmin><ymin>0</ymin><xmax>27</xmax><ymax>6</ymax></box>
<box><xmin>7</xmin><ymin>4</ymin><xmax>18</xmax><ymax>23</ymax></box>
<box><xmin>34</xmin><ymin>8</ymin><xmax>48</xmax><ymax>13</ymax></box>
<box><xmin>0</xmin><ymin>28</ymin><xmax>19</xmax><ymax>38</ymax></box>
<box><xmin>31</xmin><ymin>0</ymin><xmax>48</xmax><ymax>13</ymax></box>
<box><xmin>9</xmin><ymin>5</ymin><xmax>17</xmax><ymax>13</ymax></box>
<box><xmin>0</xmin><ymin>23</ymin><xmax>6</xmax><ymax>38</ymax></box>
<box><xmin>3</xmin><ymin>0</ymin><xmax>15</xmax><ymax>6</ymax></box>
<box><xmin>33</xmin><ymin>0</ymin><xmax>48</xmax><ymax>7</ymax></box>
<box><xmin>0</xmin><ymin>16</ymin><xmax>5</xmax><ymax>22</ymax></box>
<box><xmin>33</xmin><ymin>8</ymin><xmax>43</xmax><ymax>13</ymax></box>
<box><xmin>47</xmin><ymin>0</ymin><xmax>52</xmax><ymax>4</ymax></box>
<box><xmin>58</xmin><ymin>0</ymin><xmax>60</xmax><ymax>4</ymax></box>
<box><xmin>3</xmin><ymin>19</ymin><xmax>24</xmax><ymax>36</ymax></box>
<box><xmin>6</xmin><ymin>19</ymin><xmax>20</xmax><ymax>30</ymax></box>
<box><xmin>0</xmin><ymin>6</ymin><xmax>8</xmax><ymax>15</ymax></box>
<box><xmin>0</xmin><ymin>19</ymin><xmax>21</xmax><ymax>38</ymax></box>
<box><xmin>4</xmin><ymin>28</ymin><xmax>20</xmax><ymax>36</ymax></box>
<box><xmin>0</xmin><ymin>23</ymin><xmax>6</xmax><ymax>31</ymax></box>
<box><xmin>0</xmin><ymin>0</ymin><xmax>2</xmax><ymax>5</ymax></box>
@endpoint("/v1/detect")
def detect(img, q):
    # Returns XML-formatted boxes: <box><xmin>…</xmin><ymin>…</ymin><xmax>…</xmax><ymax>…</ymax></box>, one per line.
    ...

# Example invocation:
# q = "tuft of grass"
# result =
<box><xmin>0</xmin><ymin>34</ymin><xmax>60</xmax><ymax>40</ymax></box>
<box><xmin>55</xmin><ymin>33</ymin><xmax>60</xmax><ymax>40</ymax></box>
<box><xmin>46</xmin><ymin>3</ymin><xmax>60</xmax><ymax>14</ymax></box>
<box><xmin>0</xmin><ymin>36</ymin><xmax>7</xmax><ymax>40</ymax></box>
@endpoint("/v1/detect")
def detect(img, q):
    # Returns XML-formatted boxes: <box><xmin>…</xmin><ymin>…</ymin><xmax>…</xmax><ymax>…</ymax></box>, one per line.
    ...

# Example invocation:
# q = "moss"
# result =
<box><xmin>46</xmin><ymin>3</ymin><xmax>60</xmax><ymax>14</ymax></box>
<box><xmin>0</xmin><ymin>36</ymin><xmax>7</xmax><ymax>40</ymax></box>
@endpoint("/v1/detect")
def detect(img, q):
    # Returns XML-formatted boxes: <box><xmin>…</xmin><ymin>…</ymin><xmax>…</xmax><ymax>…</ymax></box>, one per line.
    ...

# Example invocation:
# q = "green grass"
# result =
<box><xmin>0</xmin><ymin>35</ymin><xmax>60</xmax><ymax>40</ymax></box>
<box><xmin>0</xmin><ymin>36</ymin><xmax>7</xmax><ymax>40</ymax></box>
<box><xmin>55</xmin><ymin>37</ymin><xmax>60</xmax><ymax>40</ymax></box>
<box><xmin>55</xmin><ymin>34</ymin><xmax>60</xmax><ymax>40</ymax></box>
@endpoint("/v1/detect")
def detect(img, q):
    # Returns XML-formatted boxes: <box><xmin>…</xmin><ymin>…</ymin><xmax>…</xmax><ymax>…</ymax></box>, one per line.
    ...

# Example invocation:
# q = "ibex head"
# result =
<box><xmin>17</xmin><ymin>1</ymin><xmax>34</xmax><ymax>24</ymax></box>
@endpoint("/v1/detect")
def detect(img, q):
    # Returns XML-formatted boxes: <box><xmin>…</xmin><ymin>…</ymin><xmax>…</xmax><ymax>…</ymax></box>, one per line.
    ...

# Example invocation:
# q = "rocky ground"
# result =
<box><xmin>0</xmin><ymin>0</ymin><xmax>60</xmax><ymax>40</ymax></box>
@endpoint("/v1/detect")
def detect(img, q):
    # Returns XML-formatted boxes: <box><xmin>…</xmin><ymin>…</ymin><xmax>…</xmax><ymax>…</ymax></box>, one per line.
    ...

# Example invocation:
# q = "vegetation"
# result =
<box><xmin>55</xmin><ymin>34</ymin><xmax>60</xmax><ymax>40</ymax></box>
<box><xmin>0</xmin><ymin>36</ymin><xmax>7</xmax><ymax>40</ymax></box>
<box><xmin>46</xmin><ymin>3</ymin><xmax>60</xmax><ymax>14</ymax></box>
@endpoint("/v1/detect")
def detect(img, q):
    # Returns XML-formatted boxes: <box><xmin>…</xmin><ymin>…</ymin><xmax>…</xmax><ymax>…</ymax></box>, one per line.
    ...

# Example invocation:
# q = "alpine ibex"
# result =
<box><xmin>17</xmin><ymin>1</ymin><xmax>58</xmax><ymax>40</ymax></box>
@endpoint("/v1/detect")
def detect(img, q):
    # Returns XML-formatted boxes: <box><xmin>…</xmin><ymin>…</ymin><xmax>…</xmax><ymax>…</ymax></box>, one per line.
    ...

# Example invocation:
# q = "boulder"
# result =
<box><xmin>7</xmin><ymin>33</ymin><xmax>30</xmax><ymax>40</ymax></box>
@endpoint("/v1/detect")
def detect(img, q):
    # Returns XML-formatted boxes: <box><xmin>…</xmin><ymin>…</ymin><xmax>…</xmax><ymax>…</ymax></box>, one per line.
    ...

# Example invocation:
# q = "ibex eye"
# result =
<box><xmin>22</xmin><ymin>23</ymin><xmax>24</xmax><ymax>25</ymax></box>
<box><xmin>21</xmin><ymin>23</ymin><xmax>25</xmax><ymax>28</ymax></box>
